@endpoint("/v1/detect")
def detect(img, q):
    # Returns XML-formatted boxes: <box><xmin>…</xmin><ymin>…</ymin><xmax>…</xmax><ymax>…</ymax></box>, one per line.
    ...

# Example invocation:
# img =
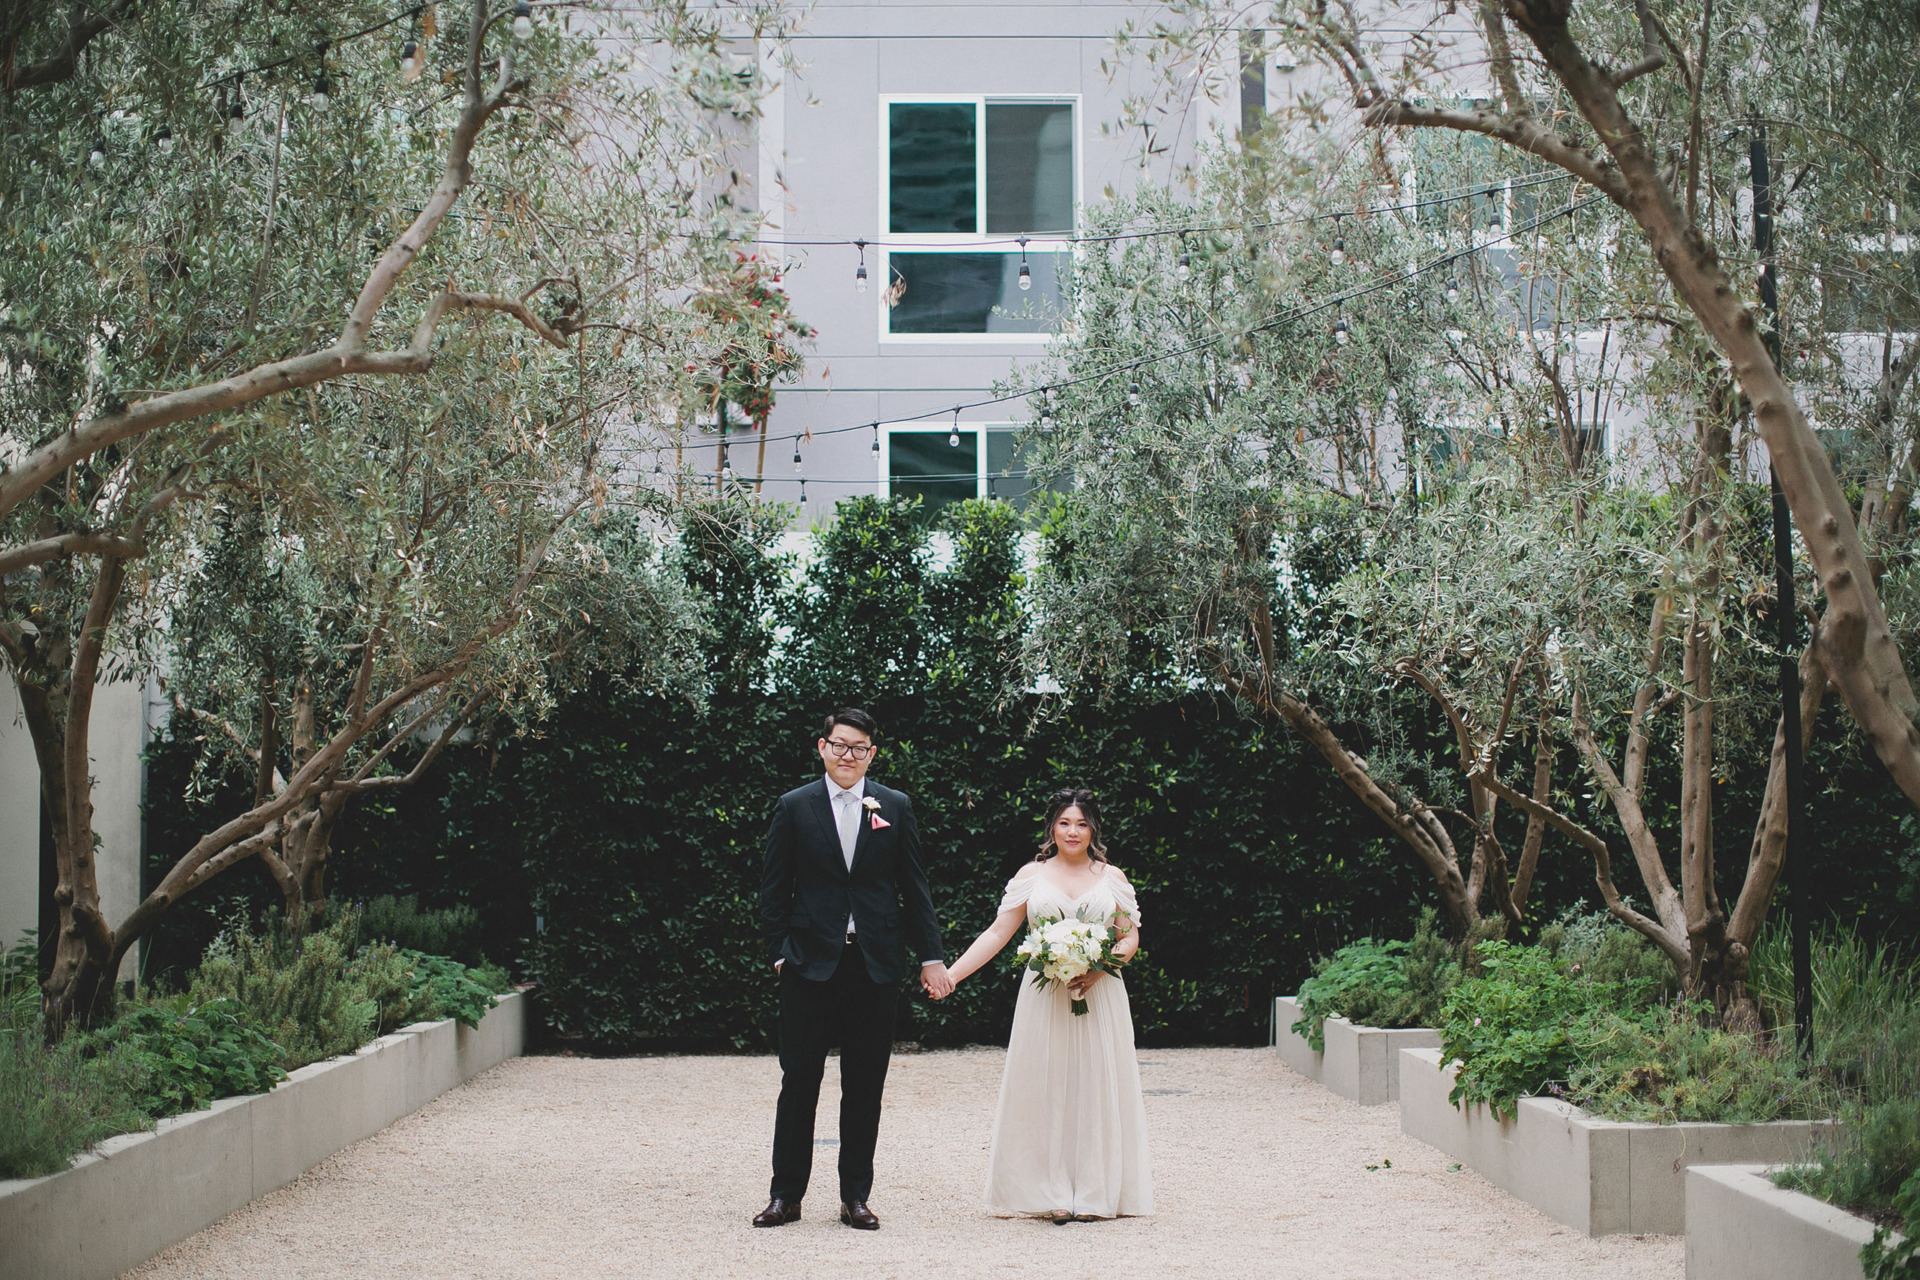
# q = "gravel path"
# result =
<box><xmin>131</xmin><ymin>1047</ymin><xmax>1682</xmax><ymax>1280</ymax></box>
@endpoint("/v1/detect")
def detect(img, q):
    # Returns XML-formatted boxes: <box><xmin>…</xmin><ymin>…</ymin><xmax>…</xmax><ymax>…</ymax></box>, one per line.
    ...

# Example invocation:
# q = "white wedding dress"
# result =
<box><xmin>983</xmin><ymin>863</ymin><xmax>1154</xmax><ymax>1218</ymax></box>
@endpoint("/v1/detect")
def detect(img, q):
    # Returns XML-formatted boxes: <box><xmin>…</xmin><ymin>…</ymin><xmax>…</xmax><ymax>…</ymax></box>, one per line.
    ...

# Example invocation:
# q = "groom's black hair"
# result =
<box><xmin>822</xmin><ymin>706</ymin><xmax>879</xmax><ymax>740</ymax></box>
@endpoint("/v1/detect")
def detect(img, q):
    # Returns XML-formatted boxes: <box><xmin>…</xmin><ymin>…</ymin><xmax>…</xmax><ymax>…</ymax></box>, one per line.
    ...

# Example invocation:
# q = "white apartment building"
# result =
<box><xmin>690</xmin><ymin>0</ymin><xmax>1237</xmax><ymax>519</ymax></box>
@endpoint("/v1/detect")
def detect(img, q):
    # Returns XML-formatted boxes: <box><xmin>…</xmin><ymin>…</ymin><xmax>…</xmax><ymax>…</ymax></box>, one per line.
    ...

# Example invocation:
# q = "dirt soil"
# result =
<box><xmin>130</xmin><ymin>1046</ymin><xmax>1684</xmax><ymax>1279</ymax></box>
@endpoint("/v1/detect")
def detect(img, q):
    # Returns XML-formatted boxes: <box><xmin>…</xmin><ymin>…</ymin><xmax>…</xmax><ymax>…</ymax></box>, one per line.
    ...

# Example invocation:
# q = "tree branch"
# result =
<box><xmin>5</xmin><ymin>0</ymin><xmax>139</xmax><ymax>93</ymax></box>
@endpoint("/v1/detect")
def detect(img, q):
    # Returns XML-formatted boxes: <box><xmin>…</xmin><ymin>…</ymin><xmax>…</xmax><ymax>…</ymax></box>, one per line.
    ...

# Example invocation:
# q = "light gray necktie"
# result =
<box><xmin>833</xmin><ymin>787</ymin><xmax>860</xmax><ymax>869</ymax></box>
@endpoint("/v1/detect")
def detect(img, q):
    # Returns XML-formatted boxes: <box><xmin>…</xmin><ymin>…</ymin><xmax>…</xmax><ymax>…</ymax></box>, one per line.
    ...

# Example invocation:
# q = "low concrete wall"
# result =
<box><xmin>0</xmin><ymin>990</ymin><xmax>525</xmax><ymax>1280</ymax></box>
<box><xmin>1274</xmin><ymin>996</ymin><xmax>1325</xmax><ymax>1087</ymax></box>
<box><xmin>1399</xmin><ymin>1046</ymin><xmax>1835</xmax><ymax>1236</ymax></box>
<box><xmin>1273</xmin><ymin>995</ymin><xmax>1439</xmax><ymax>1105</ymax></box>
<box><xmin>1686</xmin><ymin>1164</ymin><xmax>1891</xmax><ymax>1280</ymax></box>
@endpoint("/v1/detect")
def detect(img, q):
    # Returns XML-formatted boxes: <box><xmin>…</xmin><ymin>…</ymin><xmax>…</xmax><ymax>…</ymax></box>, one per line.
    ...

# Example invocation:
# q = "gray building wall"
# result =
<box><xmin>678</xmin><ymin>1</ymin><xmax>1234</xmax><ymax>520</ymax></box>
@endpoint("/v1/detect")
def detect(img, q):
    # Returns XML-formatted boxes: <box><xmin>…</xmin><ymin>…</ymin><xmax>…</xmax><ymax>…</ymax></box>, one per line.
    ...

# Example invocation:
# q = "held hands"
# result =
<box><xmin>921</xmin><ymin>962</ymin><xmax>955</xmax><ymax>1000</ymax></box>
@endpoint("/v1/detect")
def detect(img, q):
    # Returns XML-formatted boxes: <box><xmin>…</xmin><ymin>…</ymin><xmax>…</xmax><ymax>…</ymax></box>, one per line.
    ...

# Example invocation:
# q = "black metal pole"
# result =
<box><xmin>1751</xmin><ymin>123</ymin><xmax>1814</xmax><ymax>1057</ymax></box>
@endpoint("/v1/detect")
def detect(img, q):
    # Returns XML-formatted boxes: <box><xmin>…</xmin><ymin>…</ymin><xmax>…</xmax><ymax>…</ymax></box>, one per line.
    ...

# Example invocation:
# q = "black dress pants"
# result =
<box><xmin>770</xmin><ymin>940</ymin><xmax>897</xmax><ymax>1203</ymax></box>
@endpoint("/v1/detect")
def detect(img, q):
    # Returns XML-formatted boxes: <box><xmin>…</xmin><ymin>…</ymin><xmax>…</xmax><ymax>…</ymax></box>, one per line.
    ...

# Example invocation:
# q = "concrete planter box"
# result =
<box><xmin>0</xmin><ymin>989</ymin><xmax>526</xmax><ymax>1280</ymax></box>
<box><xmin>1273</xmin><ymin>994</ymin><xmax>1439</xmax><ymax>1105</ymax></box>
<box><xmin>1399</xmin><ymin>1046</ymin><xmax>1835</xmax><ymax>1237</ymax></box>
<box><xmin>1686</xmin><ymin>1164</ymin><xmax>1899</xmax><ymax>1280</ymax></box>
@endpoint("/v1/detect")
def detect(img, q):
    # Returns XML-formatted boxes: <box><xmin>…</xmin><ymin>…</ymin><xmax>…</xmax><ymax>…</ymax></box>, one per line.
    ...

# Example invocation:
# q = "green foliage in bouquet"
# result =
<box><xmin>0</xmin><ymin>935</ymin><xmax>150</xmax><ymax>1179</ymax></box>
<box><xmin>80</xmin><ymin>996</ymin><xmax>286</xmax><ymax>1117</ymax></box>
<box><xmin>1293</xmin><ymin>907</ymin><xmax>1461</xmax><ymax>1050</ymax></box>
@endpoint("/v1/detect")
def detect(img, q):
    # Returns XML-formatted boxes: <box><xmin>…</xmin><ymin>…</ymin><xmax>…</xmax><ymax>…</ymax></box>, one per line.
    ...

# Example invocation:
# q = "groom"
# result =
<box><xmin>753</xmin><ymin>707</ymin><xmax>952</xmax><ymax>1231</ymax></box>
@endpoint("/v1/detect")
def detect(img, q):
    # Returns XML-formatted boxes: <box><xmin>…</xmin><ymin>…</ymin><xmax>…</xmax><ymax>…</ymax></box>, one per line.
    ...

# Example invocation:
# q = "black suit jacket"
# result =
<box><xmin>759</xmin><ymin>777</ymin><xmax>944</xmax><ymax>984</ymax></box>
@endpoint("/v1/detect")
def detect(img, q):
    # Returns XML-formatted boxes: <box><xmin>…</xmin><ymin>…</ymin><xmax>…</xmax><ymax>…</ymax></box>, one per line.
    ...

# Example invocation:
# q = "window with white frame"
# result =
<box><xmin>879</xmin><ymin>423</ymin><xmax>1044</xmax><ymax>512</ymax></box>
<box><xmin>881</xmin><ymin>96</ymin><xmax>1077</xmax><ymax>339</ymax></box>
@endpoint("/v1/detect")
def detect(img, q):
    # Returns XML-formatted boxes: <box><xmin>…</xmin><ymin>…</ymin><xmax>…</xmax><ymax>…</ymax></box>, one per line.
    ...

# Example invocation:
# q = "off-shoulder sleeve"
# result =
<box><xmin>998</xmin><ymin>868</ymin><xmax>1038</xmax><ymax>915</ymax></box>
<box><xmin>1109</xmin><ymin>871</ymin><xmax>1141</xmax><ymax>927</ymax></box>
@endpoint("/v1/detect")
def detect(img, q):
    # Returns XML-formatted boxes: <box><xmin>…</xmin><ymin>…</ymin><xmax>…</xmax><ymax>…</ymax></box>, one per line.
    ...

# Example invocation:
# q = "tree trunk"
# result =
<box><xmin>1505</xmin><ymin>0</ymin><xmax>1920</xmax><ymax>813</ymax></box>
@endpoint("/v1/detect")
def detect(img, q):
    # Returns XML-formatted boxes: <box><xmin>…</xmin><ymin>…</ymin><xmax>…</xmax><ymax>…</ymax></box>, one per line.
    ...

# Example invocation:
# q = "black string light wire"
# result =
<box><xmin>641</xmin><ymin>186</ymin><xmax>1609</xmax><ymax>487</ymax></box>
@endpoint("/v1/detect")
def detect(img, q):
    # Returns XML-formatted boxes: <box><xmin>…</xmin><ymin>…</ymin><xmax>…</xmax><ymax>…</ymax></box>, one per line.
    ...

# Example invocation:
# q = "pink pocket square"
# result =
<box><xmin>869</xmin><ymin>813</ymin><xmax>891</xmax><ymax>830</ymax></box>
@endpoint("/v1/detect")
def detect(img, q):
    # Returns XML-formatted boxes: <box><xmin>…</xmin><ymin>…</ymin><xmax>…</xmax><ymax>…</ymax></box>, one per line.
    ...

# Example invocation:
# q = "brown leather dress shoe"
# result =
<box><xmin>752</xmin><ymin>1198</ymin><xmax>801</xmax><ymax>1227</ymax></box>
<box><xmin>839</xmin><ymin>1200</ymin><xmax>880</xmax><ymax>1230</ymax></box>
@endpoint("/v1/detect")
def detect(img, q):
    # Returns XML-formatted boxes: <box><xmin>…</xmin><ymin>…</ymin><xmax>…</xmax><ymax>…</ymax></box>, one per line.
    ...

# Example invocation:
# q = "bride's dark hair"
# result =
<box><xmin>1036</xmin><ymin>788</ymin><xmax>1108</xmax><ymax>863</ymax></box>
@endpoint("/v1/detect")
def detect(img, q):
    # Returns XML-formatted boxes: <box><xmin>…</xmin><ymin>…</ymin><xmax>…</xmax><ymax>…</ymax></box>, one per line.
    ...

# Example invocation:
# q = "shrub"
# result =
<box><xmin>1439</xmin><ymin>940</ymin><xmax>1645</xmax><ymax>1118</ymax></box>
<box><xmin>1563</xmin><ymin>1002</ymin><xmax>1830</xmax><ymax>1124</ymax></box>
<box><xmin>359</xmin><ymin>895</ymin><xmax>489</xmax><ymax>969</ymax></box>
<box><xmin>80</xmin><ymin>996</ymin><xmax>286</xmax><ymax>1117</ymax></box>
<box><xmin>1538</xmin><ymin>905</ymin><xmax>1677</xmax><ymax>997</ymax></box>
<box><xmin>189</xmin><ymin>908</ymin><xmax>427</xmax><ymax>1071</ymax></box>
<box><xmin>399</xmin><ymin>950</ymin><xmax>510</xmax><ymax>1030</ymax></box>
<box><xmin>1292</xmin><ymin>907</ymin><xmax>1460</xmax><ymax>1050</ymax></box>
<box><xmin>1762</xmin><ymin>921</ymin><xmax>1920</xmax><ymax>1261</ymax></box>
<box><xmin>1861</xmin><ymin>1168</ymin><xmax>1920</xmax><ymax>1280</ymax></box>
<box><xmin>0</xmin><ymin>936</ymin><xmax>150</xmax><ymax>1180</ymax></box>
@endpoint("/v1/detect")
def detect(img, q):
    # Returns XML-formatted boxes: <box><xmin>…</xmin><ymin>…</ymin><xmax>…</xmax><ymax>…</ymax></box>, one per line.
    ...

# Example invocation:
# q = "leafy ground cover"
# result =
<box><xmin>1291</xmin><ymin>908</ymin><xmax>1462</xmax><ymax>1050</ymax></box>
<box><xmin>0</xmin><ymin>907</ymin><xmax>513</xmax><ymax>1180</ymax></box>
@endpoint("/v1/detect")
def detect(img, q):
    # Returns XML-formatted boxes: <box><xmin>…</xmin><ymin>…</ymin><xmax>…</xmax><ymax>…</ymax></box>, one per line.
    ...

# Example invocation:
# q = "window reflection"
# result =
<box><xmin>888</xmin><ymin>253</ymin><xmax>1060</xmax><ymax>334</ymax></box>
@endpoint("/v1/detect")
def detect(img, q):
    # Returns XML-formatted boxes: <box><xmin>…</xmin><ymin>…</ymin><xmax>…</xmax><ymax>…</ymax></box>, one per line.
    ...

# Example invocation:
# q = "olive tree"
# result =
<box><xmin>0</xmin><ymin>0</ymin><xmax>797</xmax><ymax>1027</ymax></box>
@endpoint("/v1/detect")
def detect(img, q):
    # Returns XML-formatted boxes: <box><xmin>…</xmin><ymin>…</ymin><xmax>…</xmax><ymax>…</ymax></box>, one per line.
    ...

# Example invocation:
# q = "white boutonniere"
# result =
<box><xmin>862</xmin><ymin>796</ymin><xmax>890</xmax><ymax>829</ymax></box>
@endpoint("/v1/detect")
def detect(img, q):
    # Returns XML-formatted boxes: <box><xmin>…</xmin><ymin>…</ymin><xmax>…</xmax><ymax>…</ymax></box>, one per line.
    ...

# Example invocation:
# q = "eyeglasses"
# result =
<box><xmin>823</xmin><ymin>740</ymin><xmax>874</xmax><ymax>760</ymax></box>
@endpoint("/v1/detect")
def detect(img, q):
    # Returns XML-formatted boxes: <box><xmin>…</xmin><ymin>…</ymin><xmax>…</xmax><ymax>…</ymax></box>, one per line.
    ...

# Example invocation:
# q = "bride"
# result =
<box><xmin>944</xmin><ymin>788</ymin><xmax>1154</xmax><ymax>1220</ymax></box>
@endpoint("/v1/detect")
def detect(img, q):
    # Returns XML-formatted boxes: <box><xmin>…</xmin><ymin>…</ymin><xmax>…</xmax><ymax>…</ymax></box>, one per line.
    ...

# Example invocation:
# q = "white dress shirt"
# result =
<box><xmin>826</xmin><ymin>774</ymin><xmax>865</xmax><ymax>934</ymax></box>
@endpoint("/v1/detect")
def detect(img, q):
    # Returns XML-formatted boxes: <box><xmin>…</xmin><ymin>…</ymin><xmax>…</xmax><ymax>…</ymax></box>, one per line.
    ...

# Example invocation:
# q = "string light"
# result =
<box><xmin>1330</xmin><ymin>214</ymin><xmax>1346</xmax><ymax>266</ymax></box>
<box><xmin>1017</xmin><ymin>238</ymin><xmax>1032</xmax><ymax>291</ymax></box>
<box><xmin>793</xmin><ymin>441</ymin><xmax>803</xmax><ymax>471</ymax></box>
<box><xmin>949</xmin><ymin>406</ymin><xmax>962</xmax><ymax>447</ymax></box>
<box><xmin>153</xmin><ymin>125</ymin><xmax>171</xmax><ymax>154</ymax></box>
<box><xmin>1446</xmin><ymin>276</ymin><xmax>1460</xmax><ymax>303</ymax></box>
<box><xmin>1038</xmin><ymin>391</ymin><xmax>1054</xmax><ymax>429</ymax></box>
<box><xmin>1127</xmin><ymin>381</ymin><xmax>1142</xmax><ymax>407</ymax></box>
<box><xmin>87</xmin><ymin>137</ymin><xmax>106</xmax><ymax>169</ymax></box>
<box><xmin>854</xmin><ymin>239</ymin><xmax>868</xmax><ymax>293</ymax></box>
<box><xmin>630</xmin><ymin>188</ymin><xmax>1604</xmax><ymax>480</ymax></box>
<box><xmin>228</xmin><ymin>79</ymin><xmax>246</xmax><ymax>121</ymax></box>
<box><xmin>311</xmin><ymin>70</ymin><xmax>332</xmax><ymax>111</ymax></box>
<box><xmin>1333</xmin><ymin>313</ymin><xmax>1350</xmax><ymax>346</ymax></box>
<box><xmin>1176</xmin><ymin>247</ymin><xmax>1191</xmax><ymax>281</ymax></box>
<box><xmin>513</xmin><ymin>0</ymin><xmax>534</xmax><ymax>41</ymax></box>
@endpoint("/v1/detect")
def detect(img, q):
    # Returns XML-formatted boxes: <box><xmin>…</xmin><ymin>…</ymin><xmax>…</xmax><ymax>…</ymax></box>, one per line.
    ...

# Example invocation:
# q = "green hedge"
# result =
<box><xmin>138</xmin><ymin>495</ymin><xmax>1920</xmax><ymax>1051</ymax></box>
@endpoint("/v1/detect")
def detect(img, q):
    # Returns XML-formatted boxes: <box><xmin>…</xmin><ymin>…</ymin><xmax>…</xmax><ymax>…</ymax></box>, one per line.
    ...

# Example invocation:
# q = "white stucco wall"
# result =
<box><xmin>0</xmin><ymin>676</ymin><xmax>145</xmax><ymax>979</ymax></box>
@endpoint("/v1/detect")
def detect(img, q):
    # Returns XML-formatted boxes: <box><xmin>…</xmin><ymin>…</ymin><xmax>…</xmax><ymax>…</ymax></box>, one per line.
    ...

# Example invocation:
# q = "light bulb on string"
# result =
<box><xmin>793</xmin><ymin>441</ymin><xmax>803</xmax><ymax>472</ymax></box>
<box><xmin>513</xmin><ymin>0</ymin><xmax>533</xmax><ymax>41</ymax></box>
<box><xmin>228</xmin><ymin>78</ymin><xmax>246</xmax><ymax>122</ymax></box>
<box><xmin>1330</xmin><ymin>215</ymin><xmax>1346</xmax><ymax>266</ymax></box>
<box><xmin>154</xmin><ymin>125</ymin><xmax>172</xmax><ymax>155</ymax></box>
<box><xmin>309</xmin><ymin>41</ymin><xmax>330</xmax><ymax>111</ymax></box>
<box><xmin>871</xmin><ymin>423</ymin><xmax>881</xmax><ymax>455</ymax></box>
<box><xmin>1017</xmin><ymin>238</ymin><xmax>1032</xmax><ymax>291</ymax></box>
<box><xmin>1446</xmin><ymin>276</ymin><xmax>1460</xmax><ymax>303</ymax></box>
<box><xmin>1333</xmin><ymin>314</ymin><xmax>1350</xmax><ymax>346</ymax></box>
<box><xmin>854</xmin><ymin>239</ymin><xmax>868</xmax><ymax>292</ymax></box>
<box><xmin>1037</xmin><ymin>391</ymin><xmax>1054</xmax><ymax>430</ymax></box>
<box><xmin>949</xmin><ymin>407</ymin><xmax>962</xmax><ymax>447</ymax></box>
<box><xmin>1176</xmin><ymin>235</ymin><xmax>1191</xmax><ymax>281</ymax></box>
<box><xmin>1127</xmin><ymin>381</ymin><xmax>1142</xmax><ymax>407</ymax></box>
<box><xmin>87</xmin><ymin>137</ymin><xmax>106</xmax><ymax>169</ymax></box>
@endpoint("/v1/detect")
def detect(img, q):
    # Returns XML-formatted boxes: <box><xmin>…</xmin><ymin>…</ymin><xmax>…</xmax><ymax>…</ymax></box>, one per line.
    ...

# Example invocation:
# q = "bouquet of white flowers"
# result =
<box><xmin>1014</xmin><ymin>908</ymin><xmax>1132</xmax><ymax>1015</ymax></box>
